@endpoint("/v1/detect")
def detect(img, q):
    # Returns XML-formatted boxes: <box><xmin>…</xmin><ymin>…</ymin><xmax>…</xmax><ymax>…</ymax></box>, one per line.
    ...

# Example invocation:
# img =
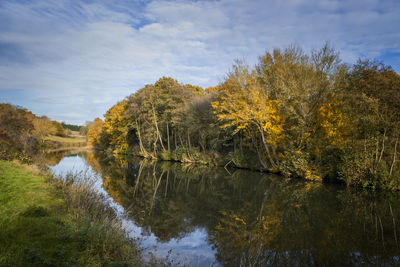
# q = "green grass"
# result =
<box><xmin>0</xmin><ymin>162</ymin><xmax>61</xmax><ymax>220</ymax></box>
<box><xmin>0</xmin><ymin>160</ymin><xmax>142</xmax><ymax>266</ymax></box>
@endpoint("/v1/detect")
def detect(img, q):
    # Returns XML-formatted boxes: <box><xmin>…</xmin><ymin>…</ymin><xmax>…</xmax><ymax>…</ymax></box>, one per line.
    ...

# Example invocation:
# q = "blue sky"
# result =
<box><xmin>1</xmin><ymin>0</ymin><xmax>399</xmax><ymax>124</ymax></box>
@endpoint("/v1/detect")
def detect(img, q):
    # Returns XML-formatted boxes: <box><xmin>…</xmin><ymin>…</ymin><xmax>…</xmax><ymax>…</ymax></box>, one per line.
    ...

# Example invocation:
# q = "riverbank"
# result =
<box><xmin>0</xmin><ymin>160</ymin><xmax>142</xmax><ymax>266</ymax></box>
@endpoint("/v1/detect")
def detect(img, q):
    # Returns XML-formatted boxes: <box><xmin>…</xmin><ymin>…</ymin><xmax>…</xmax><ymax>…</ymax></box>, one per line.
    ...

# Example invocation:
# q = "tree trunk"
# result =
<box><xmin>136</xmin><ymin>119</ymin><xmax>148</xmax><ymax>156</ymax></box>
<box><xmin>389</xmin><ymin>138</ymin><xmax>398</xmax><ymax>177</ymax></box>
<box><xmin>151</xmin><ymin>104</ymin><xmax>165</xmax><ymax>151</ymax></box>
<box><xmin>378</xmin><ymin>130</ymin><xmax>386</xmax><ymax>164</ymax></box>
<box><xmin>173</xmin><ymin>129</ymin><xmax>177</xmax><ymax>149</ymax></box>
<box><xmin>167</xmin><ymin>123</ymin><xmax>170</xmax><ymax>152</ymax></box>
<box><xmin>186</xmin><ymin>132</ymin><xmax>192</xmax><ymax>159</ymax></box>
<box><xmin>187</xmin><ymin>131</ymin><xmax>191</xmax><ymax>150</ymax></box>
<box><xmin>150</xmin><ymin>170</ymin><xmax>164</xmax><ymax>212</ymax></box>
<box><xmin>133</xmin><ymin>161</ymin><xmax>144</xmax><ymax>197</ymax></box>
<box><xmin>374</xmin><ymin>136</ymin><xmax>379</xmax><ymax>174</ymax></box>
<box><xmin>251</xmin><ymin>134</ymin><xmax>268</xmax><ymax>169</ymax></box>
<box><xmin>178</xmin><ymin>132</ymin><xmax>184</xmax><ymax>147</ymax></box>
<box><xmin>255</xmin><ymin>123</ymin><xmax>277</xmax><ymax>169</ymax></box>
<box><xmin>271</xmin><ymin>144</ymin><xmax>280</xmax><ymax>167</ymax></box>
<box><xmin>164</xmin><ymin>170</ymin><xmax>170</xmax><ymax>197</ymax></box>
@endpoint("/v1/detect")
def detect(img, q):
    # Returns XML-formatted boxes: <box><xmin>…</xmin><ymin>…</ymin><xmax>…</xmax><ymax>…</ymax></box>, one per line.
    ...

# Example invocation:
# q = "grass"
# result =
<box><xmin>44</xmin><ymin>135</ymin><xmax>89</xmax><ymax>150</ymax></box>
<box><xmin>0</xmin><ymin>160</ymin><xmax>143</xmax><ymax>266</ymax></box>
<box><xmin>45</xmin><ymin>135</ymin><xmax>87</xmax><ymax>144</ymax></box>
<box><xmin>0</xmin><ymin>162</ymin><xmax>60</xmax><ymax>221</ymax></box>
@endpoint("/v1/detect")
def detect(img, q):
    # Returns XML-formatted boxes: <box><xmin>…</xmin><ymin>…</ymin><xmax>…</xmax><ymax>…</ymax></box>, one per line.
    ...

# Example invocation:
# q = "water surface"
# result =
<box><xmin>47</xmin><ymin>150</ymin><xmax>400</xmax><ymax>266</ymax></box>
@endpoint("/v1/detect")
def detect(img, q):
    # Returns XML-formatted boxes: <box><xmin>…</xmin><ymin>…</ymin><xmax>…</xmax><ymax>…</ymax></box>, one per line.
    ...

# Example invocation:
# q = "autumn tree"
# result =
<box><xmin>181</xmin><ymin>94</ymin><xmax>221</xmax><ymax>153</ymax></box>
<box><xmin>0</xmin><ymin>104</ymin><xmax>35</xmax><ymax>155</ymax></box>
<box><xmin>88</xmin><ymin>118</ymin><xmax>104</xmax><ymax>147</ymax></box>
<box><xmin>102</xmin><ymin>100</ymin><xmax>129</xmax><ymax>156</ymax></box>
<box><xmin>338</xmin><ymin>60</ymin><xmax>400</xmax><ymax>189</ymax></box>
<box><xmin>52</xmin><ymin>121</ymin><xmax>65</xmax><ymax>136</ymax></box>
<box><xmin>212</xmin><ymin>62</ymin><xmax>283</xmax><ymax>169</ymax></box>
<box><xmin>256</xmin><ymin>45</ymin><xmax>342</xmax><ymax>149</ymax></box>
<box><xmin>124</xmin><ymin>77</ymin><xmax>201</xmax><ymax>158</ymax></box>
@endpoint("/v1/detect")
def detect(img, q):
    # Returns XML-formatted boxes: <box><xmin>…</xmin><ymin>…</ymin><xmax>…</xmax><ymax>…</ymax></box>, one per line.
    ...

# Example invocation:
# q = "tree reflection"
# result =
<box><xmin>43</xmin><ymin>151</ymin><xmax>65</xmax><ymax>166</ymax></box>
<box><xmin>86</xmin><ymin>152</ymin><xmax>400</xmax><ymax>266</ymax></box>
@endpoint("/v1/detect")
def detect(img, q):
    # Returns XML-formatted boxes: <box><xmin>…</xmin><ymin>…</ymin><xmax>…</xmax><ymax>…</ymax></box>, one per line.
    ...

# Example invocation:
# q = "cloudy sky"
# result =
<box><xmin>1</xmin><ymin>0</ymin><xmax>399</xmax><ymax>124</ymax></box>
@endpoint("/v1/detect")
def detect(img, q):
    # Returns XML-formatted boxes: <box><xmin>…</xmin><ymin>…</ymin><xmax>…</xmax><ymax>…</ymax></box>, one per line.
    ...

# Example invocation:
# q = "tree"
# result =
<box><xmin>124</xmin><ymin>77</ymin><xmax>200</xmax><ymax>157</ymax></box>
<box><xmin>0</xmin><ymin>104</ymin><xmax>36</xmax><ymax>155</ymax></box>
<box><xmin>102</xmin><ymin>100</ymin><xmax>129</xmax><ymax>155</ymax></box>
<box><xmin>256</xmin><ymin>44</ymin><xmax>342</xmax><ymax>150</ymax></box>
<box><xmin>338</xmin><ymin>60</ymin><xmax>400</xmax><ymax>188</ymax></box>
<box><xmin>212</xmin><ymin>62</ymin><xmax>283</xmax><ymax>169</ymax></box>
<box><xmin>52</xmin><ymin>121</ymin><xmax>65</xmax><ymax>136</ymax></box>
<box><xmin>88</xmin><ymin>118</ymin><xmax>104</xmax><ymax>147</ymax></box>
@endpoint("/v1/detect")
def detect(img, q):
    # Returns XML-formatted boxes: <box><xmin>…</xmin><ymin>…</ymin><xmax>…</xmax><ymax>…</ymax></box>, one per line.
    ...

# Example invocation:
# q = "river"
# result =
<box><xmin>45</xmin><ymin>149</ymin><xmax>400</xmax><ymax>266</ymax></box>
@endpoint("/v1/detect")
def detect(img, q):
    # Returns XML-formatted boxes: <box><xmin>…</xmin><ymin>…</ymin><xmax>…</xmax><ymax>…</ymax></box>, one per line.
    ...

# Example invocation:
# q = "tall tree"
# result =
<box><xmin>88</xmin><ymin>118</ymin><xmax>104</xmax><ymax>147</ymax></box>
<box><xmin>102</xmin><ymin>100</ymin><xmax>129</xmax><ymax>155</ymax></box>
<box><xmin>212</xmin><ymin>62</ymin><xmax>283</xmax><ymax>169</ymax></box>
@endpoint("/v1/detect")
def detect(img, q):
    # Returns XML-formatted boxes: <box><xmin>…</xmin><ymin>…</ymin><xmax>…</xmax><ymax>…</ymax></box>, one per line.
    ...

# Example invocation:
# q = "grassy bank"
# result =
<box><xmin>43</xmin><ymin>135</ymin><xmax>88</xmax><ymax>151</ymax></box>
<box><xmin>45</xmin><ymin>135</ymin><xmax>86</xmax><ymax>144</ymax></box>
<box><xmin>0</xmin><ymin>160</ymin><xmax>142</xmax><ymax>266</ymax></box>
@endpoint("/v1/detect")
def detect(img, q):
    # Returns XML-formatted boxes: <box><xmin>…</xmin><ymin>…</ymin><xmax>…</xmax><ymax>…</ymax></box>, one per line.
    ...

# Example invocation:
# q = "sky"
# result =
<box><xmin>0</xmin><ymin>0</ymin><xmax>399</xmax><ymax>125</ymax></box>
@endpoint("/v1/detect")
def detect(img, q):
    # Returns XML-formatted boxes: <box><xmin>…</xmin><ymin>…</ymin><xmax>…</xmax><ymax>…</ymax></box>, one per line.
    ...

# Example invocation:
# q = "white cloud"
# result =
<box><xmin>0</xmin><ymin>0</ymin><xmax>399</xmax><ymax>124</ymax></box>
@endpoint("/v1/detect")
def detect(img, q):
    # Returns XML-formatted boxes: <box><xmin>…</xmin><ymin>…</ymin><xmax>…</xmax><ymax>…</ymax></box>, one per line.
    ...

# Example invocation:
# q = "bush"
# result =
<box><xmin>280</xmin><ymin>150</ymin><xmax>321</xmax><ymax>181</ymax></box>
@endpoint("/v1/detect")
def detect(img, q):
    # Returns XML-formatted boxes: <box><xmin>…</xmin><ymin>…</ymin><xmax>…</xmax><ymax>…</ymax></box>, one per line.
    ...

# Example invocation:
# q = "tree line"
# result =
<box><xmin>61</xmin><ymin>122</ymin><xmax>81</xmax><ymax>132</ymax></box>
<box><xmin>89</xmin><ymin>44</ymin><xmax>400</xmax><ymax>190</ymax></box>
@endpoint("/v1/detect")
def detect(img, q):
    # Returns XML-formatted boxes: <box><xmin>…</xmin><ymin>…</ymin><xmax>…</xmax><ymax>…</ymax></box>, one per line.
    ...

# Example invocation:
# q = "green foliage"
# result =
<box><xmin>280</xmin><ymin>150</ymin><xmax>313</xmax><ymax>179</ymax></box>
<box><xmin>61</xmin><ymin>122</ymin><xmax>81</xmax><ymax>131</ymax></box>
<box><xmin>160</xmin><ymin>150</ymin><xmax>173</xmax><ymax>161</ymax></box>
<box><xmin>334</xmin><ymin>60</ymin><xmax>400</xmax><ymax>190</ymax></box>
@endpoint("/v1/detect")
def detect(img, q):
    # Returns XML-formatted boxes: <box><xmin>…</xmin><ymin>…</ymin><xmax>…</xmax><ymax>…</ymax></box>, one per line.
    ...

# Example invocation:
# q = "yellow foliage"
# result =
<box><xmin>316</xmin><ymin>99</ymin><xmax>350</xmax><ymax>149</ymax></box>
<box><xmin>88</xmin><ymin>118</ymin><xmax>103</xmax><ymax>146</ymax></box>
<box><xmin>205</xmin><ymin>85</ymin><xmax>221</xmax><ymax>94</ymax></box>
<box><xmin>234</xmin><ymin>217</ymin><xmax>246</xmax><ymax>225</ymax></box>
<box><xmin>32</xmin><ymin>117</ymin><xmax>61</xmax><ymax>139</ymax></box>
<box><xmin>305</xmin><ymin>182</ymin><xmax>322</xmax><ymax>191</ymax></box>
<box><xmin>212</xmin><ymin>71</ymin><xmax>284</xmax><ymax>147</ymax></box>
<box><xmin>305</xmin><ymin>170</ymin><xmax>322</xmax><ymax>181</ymax></box>
<box><xmin>103</xmin><ymin>100</ymin><xmax>128</xmax><ymax>154</ymax></box>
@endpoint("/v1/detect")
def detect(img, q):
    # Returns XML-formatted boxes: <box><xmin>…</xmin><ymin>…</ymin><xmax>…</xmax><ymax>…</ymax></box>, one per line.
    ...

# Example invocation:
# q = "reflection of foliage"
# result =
<box><xmin>87</xmin><ymin>152</ymin><xmax>400</xmax><ymax>266</ymax></box>
<box><xmin>43</xmin><ymin>151</ymin><xmax>65</xmax><ymax>166</ymax></box>
<box><xmin>82</xmin><ymin>151</ymin><xmax>102</xmax><ymax>174</ymax></box>
<box><xmin>209</xmin><ymin>180</ymin><xmax>400</xmax><ymax>266</ymax></box>
<box><xmin>211</xmin><ymin>210</ymin><xmax>281</xmax><ymax>266</ymax></box>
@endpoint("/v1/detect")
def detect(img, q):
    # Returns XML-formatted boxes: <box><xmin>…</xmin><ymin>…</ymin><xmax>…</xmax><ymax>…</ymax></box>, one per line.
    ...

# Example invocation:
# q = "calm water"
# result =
<box><xmin>46</xmin><ymin>150</ymin><xmax>400</xmax><ymax>266</ymax></box>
